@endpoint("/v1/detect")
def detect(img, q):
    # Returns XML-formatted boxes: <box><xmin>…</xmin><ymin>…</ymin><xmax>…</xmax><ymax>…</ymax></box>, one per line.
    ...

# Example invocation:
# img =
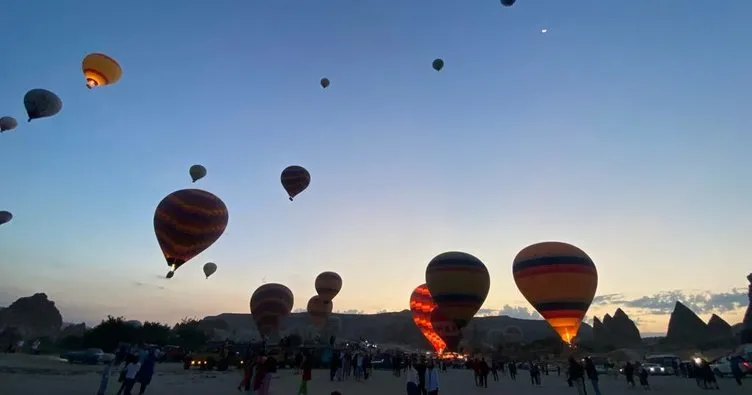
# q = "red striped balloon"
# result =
<box><xmin>251</xmin><ymin>283</ymin><xmax>295</xmax><ymax>337</ymax></box>
<box><xmin>409</xmin><ymin>284</ymin><xmax>446</xmax><ymax>352</ymax></box>
<box><xmin>430</xmin><ymin>307</ymin><xmax>461</xmax><ymax>352</ymax></box>
<box><xmin>153</xmin><ymin>189</ymin><xmax>228</xmax><ymax>278</ymax></box>
<box><xmin>281</xmin><ymin>165</ymin><xmax>311</xmax><ymax>201</ymax></box>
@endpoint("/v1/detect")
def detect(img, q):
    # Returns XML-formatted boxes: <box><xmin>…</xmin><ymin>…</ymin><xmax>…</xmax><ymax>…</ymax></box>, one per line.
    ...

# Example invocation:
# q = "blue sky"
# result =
<box><xmin>0</xmin><ymin>1</ymin><xmax>750</xmax><ymax>333</ymax></box>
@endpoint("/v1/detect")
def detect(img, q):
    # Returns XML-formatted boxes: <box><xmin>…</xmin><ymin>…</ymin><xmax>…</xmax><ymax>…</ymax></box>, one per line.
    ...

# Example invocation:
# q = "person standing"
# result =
<box><xmin>297</xmin><ymin>354</ymin><xmax>312</xmax><ymax>395</ymax></box>
<box><xmin>584</xmin><ymin>357</ymin><xmax>601</xmax><ymax>395</ymax></box>
<box><xmin>479</xmin><ymin>358</ymin><xmax>490</xmax><ymax>388</ymax></box>
<box><xmin>259</xmin><ymin>354</ymin><xmax>277</xmax><ymax>395</ymax></box>
<box><xmin>406</xmin><ymin>362</ymin><xmax>421</xmax><ymax>395</ymax></box>
<box><xmin>568</xmin><ymin>357</ymin><xmax>586</xmax><ymax>395</ymax></box>
<box><xmin>414</xmin><ymin>357</ymin><xmax>427</xmax><ymax>395</ymax></box>
<box><xmin>624</xmin><ymin>362</ymin><xmax>635</xmax><ymax>388</ymax></box>
<box><xmin>136</xmin><ymin>349</ymin><xmax>157</xmax><ymax>394</ymax></box>
<box><xmin>120</xmin><ymin>354</ymin><xmax>141</xmax><ymax>395</ymax></box>
<box><xmin>424</xmin><ymin>361</ymin><xmax>440</xmax><ymax>395</ymax></box>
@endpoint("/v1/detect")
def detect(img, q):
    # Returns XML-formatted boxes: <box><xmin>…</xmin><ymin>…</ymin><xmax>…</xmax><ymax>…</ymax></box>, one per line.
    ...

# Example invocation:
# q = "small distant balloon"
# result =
<box><xmin>189</xmin><ymin>164</ymin><xmax>207</xmax><ymax>182</ymax></box>
<box><xmin>501</xmin><ymin>0</ymin><xmax>516</xmax><ymax>6</ymax></box>
<box><xmin>0</xmin><ymin>211</ymin><xmax>12</xmax><ymax>225</ymax></box>
<box><xmin>82</xmin><ymin>53</ymin><xmax>123</xmax><ymax>89</ymax></box>
<box><xmin>281</xmin><ymin>165</ymin><xmax>311</xmax><ymax>201</ymax></box>
<box><xmin>24</xmin><ymin>89</ymin><xmax>62</xmax><ymax>122</ymax></box>
<box><xmin>541</xmin><ymin>28</ymin><xmax>548</xmax><ymax>33</ymax></box>
<box><xmin>0</xmin><ymin>116</ymin><xmax>17</xmax><ymax>132</ymax></box>
<box><xmin>203</xmin><ymin>262</ymin><xmax>217</xmax><ymax>279</ymax></box>
<box><xmin>432</xmin><ymin>59</ymin><xmax>444</xmax><ymax>71</ymax></box>
<box><xmin>320</xmin><ymin>78</ymin><xmax>330</xmax><ymax>88</ymax></box>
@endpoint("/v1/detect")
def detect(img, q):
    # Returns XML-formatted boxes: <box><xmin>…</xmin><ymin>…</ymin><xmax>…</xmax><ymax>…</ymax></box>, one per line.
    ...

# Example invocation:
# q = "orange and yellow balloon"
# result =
<box><xmin>409</xmin><ymin>284</ymin><xmax>446</xmax><ymax>353</ymax></box>
<box><xmin>512</xmin><ymin>241</ymin><xmax>598</xmax><ymax>344</ymax></box>
<box><xmin>82</xmin><ymin>53</ymin><xmax>122</xmax><ymax>89</ymax></box>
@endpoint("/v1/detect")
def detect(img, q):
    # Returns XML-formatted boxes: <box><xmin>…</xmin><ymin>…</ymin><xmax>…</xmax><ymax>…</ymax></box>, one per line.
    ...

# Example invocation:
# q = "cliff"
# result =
<box><xmin>592</xmin><ymin>309</ymin><xmax>641</xmax><ymax>349</ymax></box>
<box><xmin>665</xmin><ymin>301</ymin><xmax>707</xmax><ymax>346</ymax></box>
<box><xmin>0</xmin><ymin>293</ymin><xmax>63</xmax><ymax>340</ymax></box>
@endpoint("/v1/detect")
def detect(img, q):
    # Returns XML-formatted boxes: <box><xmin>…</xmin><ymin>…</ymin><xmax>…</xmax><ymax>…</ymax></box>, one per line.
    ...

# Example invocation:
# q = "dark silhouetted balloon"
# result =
<box><xmin>513</xmin><ymin>241</ymin><xmax>598</xmax><ymax>344</ymax></box>
<box><xmin>425</xmin><ymin>251</ymin><xmax>490</xmax><ymax>329</ymax></box>
<box><xmin>153</xmin><ymin>189</ymin><xmax>229</xmax><ymax>279</ymax></box>
<box><xmin>431</xmin><ymin>307</ymin><xmax>461</xmax><ymax>352</ymax></box>
<box><xmin>250</xmin><ymin>283</ymin><xmax>294</xmax><ymax>337</ymax></box>
<box><xmin>315</xmin><ymin>271</ymin><xmax>342</xmax><ymax>303</ymax></box>
<box><xmin>501</xmin><ymin>0</ymin><xmax>516</xmax><ymax>6</ymax></box>
<box><xmin>24</xmin><ymin>89</ymin><xmax>62</xmax><ymax>122</ymax></box>
<box><xmin>0</xmin><ymin>211</ymin><xmax>12</xmax><ymax>225</ymax></box>
<box><xmin>203</xmin><ymin>262</ymin><xmax>217</xmax><ymax>279</ymax></box>
<box><xmin>432</xmin><ymin>59</ymin><xmax>444</xmax><ymax>71</ymax></box>
<box><xmin>410</xmin><ymin>283</ymin><xmax>446</xmax><ymax>352</ymax></box>
<box><xmin>320</xmin><ymin>78</ymin><xmax>330</xmax><ymax>88</ymax></box>
<box><xmin>0</xmin><ymin>116</ymin><xmax>17</xmax><ymax>132</ymax></box>
<box><xmin>281</xmin><ymin>165</ymin><xmax>311</xmax><ymax>201</ymax></box>
<box><xmin>307</xmin><ymin>295</ymin><xmax>333</xmax><ymax>328</ymax></box>
<box><xmin>189</xmin><ymin>164</ymin><xmax>207</xmax><ymax>182</ymax></box>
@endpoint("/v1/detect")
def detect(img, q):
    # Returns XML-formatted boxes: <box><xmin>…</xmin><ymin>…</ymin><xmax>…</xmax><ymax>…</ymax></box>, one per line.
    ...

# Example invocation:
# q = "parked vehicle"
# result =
<box><xmin>642</xmin><ymin>363</ymin><xmax>673</xmax><ymax>376</ymax></box>
<box><xmin>710</xmin><ymin>356</ymin><xmax>752</xmax><ymax>378</ymax></box>
<box><xmin>60</xmin><ymin>348</ymin><xmax>115</xmax><ymax>365</ymax></box>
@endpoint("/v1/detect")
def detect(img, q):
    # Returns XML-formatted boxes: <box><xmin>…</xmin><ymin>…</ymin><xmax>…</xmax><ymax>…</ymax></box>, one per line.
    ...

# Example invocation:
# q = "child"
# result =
<box><xmin>638</xmin><ymin>367</ymin><xmax>650</xmax><ymax>390</ymax></box>
<box><xmin>121</xmin><ymin>355</ymin><xmax>141</xmax><ymax>395</ymax></box>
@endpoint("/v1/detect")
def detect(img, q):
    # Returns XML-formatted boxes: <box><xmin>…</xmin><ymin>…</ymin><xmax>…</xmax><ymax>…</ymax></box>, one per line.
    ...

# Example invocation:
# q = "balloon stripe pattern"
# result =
<box><xmin>307</xmin><ymin>295</ymin><xmax>333</xmax><ymax>328</ymax></box>
<box><xmin>425</xmin><ymin>251</ymin><xmax>490</xmax><ymax>329</ymax></box>
<box><xmin>409</xmin><ymin>284</ymin><xmax>446</xmax><ymax>353</ymax></box>
<box><xmin>250</xmin><ymin>283</ymin><xmax>294</xmax><ymax>337</ymax></box>
<box><xmin>281</xmin><ymin>165</ymin><xmax>311</xmax><ymax>201</ymax></box>
<box><xmin>430</xmin><ymin>307</ymin><xmax>461</xmax><ymax>352</ymax></box>
<box><xmin>153</xmin><ymin>189</ymin><xmax>229</xmax><ymax>272</ymax></box>
<box><xmin>315</xmin><ymin>271</ymin><xmax>342</xmax><ymax>302</ymax></box>
<box><xmin>513</xmin><ymin>241</ymin><xmax>598</xmax><ymax>344</ymax></box>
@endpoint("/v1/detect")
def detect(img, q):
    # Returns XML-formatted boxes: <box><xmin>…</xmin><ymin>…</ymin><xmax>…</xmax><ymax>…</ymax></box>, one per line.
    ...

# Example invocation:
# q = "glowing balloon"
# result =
<box><xmin>425</xmin><ymin>251</ymin><xmax>490</xmax><ymax>329</ymax></box>
<box><xmin>250</xmin><ymin>283</ymin><xmax>294</xmax><ymax>337</ymax></box>
<box><xmin>189</xmin><ymin>164</ymin><xmax>207</xmax><ymax>182</ymax></box>
<box><xmin>432</xmin><ymin>58</ymin><xmax>444</xmax><ymax>71</ymax></box>
<box><xmin>501</xmin><ymin>0</ymin><xmax>516</xmax><ymax>6</ymax></box>
<box><xmin>82</xmin><ymin>53</ymin><xmax>123</xmax><ymax>89</ymax></box>
<box><xmin>0</xmin><ymin>211</ymin><xmax>12</xmax><ymax>225</ymax></box>
<box><xmin>410</xmin><ymin>283</ymin><xmax>446</xmax><ymax>353</ymax></box>
<box><xmin>0</xmin><ymin>116</ymin><xmax>17</xmax><ymax>132</ymax></box>
<box><xmin>203</xmin><ymin>262</ymin><xmax>217</xmax><ymax>279</ymax></box>
<box><xmin>315</xmin><ymin>271</ymin><xmax>342</xmax><ymax>303</ymax></box>
<box><xmin>431</xmin><ymin>307</ymin><xmax>461</xmax><ymax>352</ymax></box>
<box><xmin>153</xmin><ymin>189</ymin><xmax>229</xmax><ymax>279</ymax></box>
<box><xmin>281</xmin><ymin>165</ymin><xmax>311</xmax><ymax>201</ymax></box>
<box><xmin>24</xmin><ymin>89</ymin><xmax>62</xmax><ymax>122</ymax></box>
<box><xmin>320</xmin><ymin>78</ymin><xmax>330</xmax><ymax>88</ymax></box>
<box><xmin>512</xmin><ymin>241</ymin><xmax>598</xmax><ymax>344</ymax></box>
<box><xmin>307</xmin><ymin>295</ymin><xmax>333</xmax><ymax>328</ymax></box>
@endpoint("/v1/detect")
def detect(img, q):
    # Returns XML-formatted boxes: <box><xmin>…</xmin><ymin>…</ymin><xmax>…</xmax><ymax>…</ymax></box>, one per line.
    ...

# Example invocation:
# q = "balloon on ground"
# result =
<box><xmin>307</xmin><ymin>295</ymin><xmax>333</xmax><ymax>328</ymax></box>
<box><xmin>281</xmin><ymin>165</ymin><xmax>311</xmax><ymax>201</ymax></box>
<box><xmin>189</xmin><ymin>164</ymin><xmax>207</xmax><ymax>182</ymax></box>
<box><xmin>24</xmin><ymin>89</ymin><xmax>62</xmax><ymax>122</ymax></box>
<box><xmin>153</xmin><ymin>189</ymin><xmax>229</xmax><ymax>279</ymax></box>
<box><xmin>431</xmin><ymin>307</ymin><xmax>461</xmax><ymax>352</ymax></box>
<box><xmin>409</xmin><ymin>283</ymin><xmax>446</xmax><ymax>352</ymax></box>
<box><xmin>512</xmin><ymin>241</ymin><xmax>598</xmax><ymax>344</ymax></box>
<box><xmin>82</xmin><ymin>53</ymin><xmax>123</xmax><ymax>89</ymax></box>
<box><xmin>202</xmin><ymin>262</ymin><xmax>217</xmax><ymax>279</ymax></box>
<box><xmin>315</xmin><ymin>271</ymin><xmax>342</xmax><ymax>303</ymax></box>
<box><xmin>0</xmin><ymin>116</ymin><xmax>17</xmax><ymax>132</ymax></box>
<box><xmin>425</xmin><ymin>251</ymin><xmax>490</xmax><ymax>329</ymax></box>
<box><xmin>250</xmin><ymin>283</ymin><xmax>294</xmax><ymax>338</ymax></box>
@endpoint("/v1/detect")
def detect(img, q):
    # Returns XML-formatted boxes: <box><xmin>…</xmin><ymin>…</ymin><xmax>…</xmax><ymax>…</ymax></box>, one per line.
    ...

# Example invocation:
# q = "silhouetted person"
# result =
<box><xmin>568</xmin><ymin>357</ymin><xmax>586</xmax><ymax>395</ymax></box>
<box><xmin>584</xmin><ymin>357</ymin><xmax>601</xmax><ymax>395</ymax></box>
<box><xmin>624</xmin><ymin>362</ymin><xmax>635</xmax><ymax>387</ymax></box>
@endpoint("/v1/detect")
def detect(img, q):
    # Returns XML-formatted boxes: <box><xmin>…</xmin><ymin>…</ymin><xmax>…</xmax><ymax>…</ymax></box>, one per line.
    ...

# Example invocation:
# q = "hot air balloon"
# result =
<box><xmin>512</xmin><ymin>241</ymin><xmax>598</xmax><ymax>344</ymax></box>
<box><xmin>189</xmin><ymin>164</ymin><xmax>207</xmax><ymax>182</ymax></box>
<box><xmin>501</xmin><ymin>0</ymin><xmax>516</xmax><ymax>6</ymax></box>
<box><xmin>431</xmin><ymin>307</ymin><xmax>461</xmax><ymax>352</ymax></box>
<box><xmin>203</xmin><ymin>262</ymin><xmax>217</xmax><ymax>279</ymax></box>
<box><xmin>281</xmin><ymin>165</ymin><xmax>311</xmax><ymax>201</ymax></box>
<box><xmin>315</xmin><ymin>271</ymin><xmax>342</xmax><ymax>303</ymax></box>
<box><xmin>0</xmin><ymin>211</ymin><xmax>12</xmax><ymax>225</ymax></box>
<box><xmin>320</xmin><ymin>78</ymin><xmax>330</xmax><ymax>88</ymax></box>
<box><xmin>250</xmin><ymin>283</ymin><xmax>294</xmax><ymax>338</ymax></box>
<box><xmin>24</xmin><ymin>89</ymin><xmax>62</xmax><ymax>122</ymax></box>
<box><xmin>82</xmin><ymin>53</ymin><xmax>123</xmax><ymax>89</ymax></box>
<box><xmin>432</xmin><ymin>58</ymin><xmax>444</xmax><ymax>71</ymax></box>
<box><xmin>0</xmin><ymin>116</ymin><xmax>17</xmax><ymax>132</ymax></box>
<box><xmin>153</xmin><ymin>189</ymin><xmax>229</xmax><ymax>279</ymax></box>
<box><xmin>410</xmin><ymin>284</ymin><xmax>447</xmax><ymax>353</ymax></box>
<box><xmin>307</xmin><ymin>295</ymin><xmax>333</xmax><ymax>328</ymax></box>
<box><xmin>425</xmin><ymin>251</ymin><xmax>490</xmax><ymax>330</ymax></box>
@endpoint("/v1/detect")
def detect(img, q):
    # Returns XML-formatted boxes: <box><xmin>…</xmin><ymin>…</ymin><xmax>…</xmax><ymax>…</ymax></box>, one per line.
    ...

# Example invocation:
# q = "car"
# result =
<box><xmin>60</xmin><ymin>348</ymin><xmax>115</xmax><ymax>365</ymax></box>
<box><xmin>642</xmin><ymin>363</ymin><xmax>673</xmax><ymax>376</ymax></box>
<box><xmin>710</xmin><ymin>356</ymin><xmax>752</xmax><ymax>378</ymax></box>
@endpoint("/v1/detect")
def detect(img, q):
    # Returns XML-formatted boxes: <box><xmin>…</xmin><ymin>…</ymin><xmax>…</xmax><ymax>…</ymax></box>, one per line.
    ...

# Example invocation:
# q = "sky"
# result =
<box><xmin>0</xmin><ymin>1</ymin><xmax>750</xmax><ymax>335</ymax></box>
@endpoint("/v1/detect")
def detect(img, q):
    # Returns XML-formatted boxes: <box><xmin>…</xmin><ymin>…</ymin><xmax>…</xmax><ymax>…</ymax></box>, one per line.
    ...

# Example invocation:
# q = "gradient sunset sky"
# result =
<box><xmin>0</xmin><ymin>1</ymin><xmax>750</xmax><ymax>335</ymax></box>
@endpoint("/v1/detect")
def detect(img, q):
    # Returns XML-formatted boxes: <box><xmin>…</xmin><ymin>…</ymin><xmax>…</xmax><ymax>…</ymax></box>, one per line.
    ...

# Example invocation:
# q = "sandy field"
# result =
<box><xmin>0</xmin><ymin>354</ymin><xmax>748</xmax><ymax>394</ymax></box>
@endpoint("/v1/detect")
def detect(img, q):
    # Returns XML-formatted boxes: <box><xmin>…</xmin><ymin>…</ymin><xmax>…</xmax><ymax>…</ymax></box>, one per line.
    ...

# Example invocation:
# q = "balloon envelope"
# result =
<box><xmin>320</xmin><ymin>78</ymin><xmax>330</xmax><ymax>88</ymax></box>
<box><xmin>432</xmin><ymin>58</ymin><xmax>444</xmax><ymax>71</ymax></box>
<box><xmin>189</xmin><ymin>164</ymin><xmax>207</xmax><ymax>182</ymax></box>
<box><xmin>153</xmin><ymin>189</ymin><xmax>229</xmax><ymax>278</ymax></box>
<box><xmin>281</xmin><ymin>165</ymin><xmax>311</xmax><ymax>201</ymax></box>
<box><xmin>250</xmin><ymin>283</ymin><xmax>294</xmax><ymax>337</ymax></box>
<box><xmin>82</xmin><ymin>53</ymin><xmax>123</xmax><ymax>89</ymax></box>
<box><xmin>0</xmin><ymin>116</ymin><xmax>17</xmax><ymax>132</ymax></box>
<box><xmin>512</xmin><ymin>241</ymin><xmax>598</xmax><ymax>344</ymax></box>
<box><xmin>409</xmin><ymin>283</ymin><xmax>446</xmax><ymax>353</ymax></box>
<box><xmin>307</xmin><ymin>295</ymin><xmax>333</xmax><ymax>328</ymax></box>
<box><xmin>425</xmin><ymin>251</ymin><xmax>490</xmax><ymax>329</ymax></box>
<box><xmin>430</xmin><ymin>307</ymin><xmax>461</xmax><ymax>352</ymax></box>
<box><xmin>24</xmin><ymin>89</ymin><xmax>62</xmax><ymax>122</ymax></box>
<box><xmin>203</xmin><ymin>262</ymin><xmax>217</xmax><ymax>278</ymax></box>
<box><xmin>501</xmin><ymin>0</ymin><xmax>516</xmax><ymax>6</ymax></box>
<box><xmin>0</xmin><ymin>211</ymin><xmax>12</xmax><ymax>225</ymax></box>
<box><xmin>315</xmin><ymin>271</ymin><xmax>342</xmax><ymax>302</ymax></box>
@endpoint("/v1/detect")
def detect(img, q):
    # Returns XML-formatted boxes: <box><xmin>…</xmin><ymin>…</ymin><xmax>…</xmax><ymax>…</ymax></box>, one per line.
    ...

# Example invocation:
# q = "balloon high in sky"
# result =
<box><xmin>24</xmin><ymin>89</ymin><xmax>62</xmax><ymax>122</ymax></box>
<box><xmin>0</xmin><ymin>116</ymin><xmax>17</xmax><ymax>132</ymax></box>
<box><xmin>82</xmin><ymin>53</ymin><xmax>122</xmax><ymax>89</ymax></box>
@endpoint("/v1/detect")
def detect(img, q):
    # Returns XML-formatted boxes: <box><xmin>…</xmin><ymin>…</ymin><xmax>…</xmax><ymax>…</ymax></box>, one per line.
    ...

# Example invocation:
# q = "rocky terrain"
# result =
<box><xmin>0</xmin><ymin>293</ymin><xmax>63</xmax><ymax>341</ymax></box>
<box><xmin>592</xmin><ymin>308</ymin><xmax>642</xmax><ymax>349</ymax></box>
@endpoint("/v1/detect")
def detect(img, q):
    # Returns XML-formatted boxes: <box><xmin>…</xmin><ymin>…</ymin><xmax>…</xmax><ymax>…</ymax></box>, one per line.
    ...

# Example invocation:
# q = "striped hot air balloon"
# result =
<box><xmin>512</xmin><ymin>241</ymin><xmax>598</xmax><ymax>344</ymax></box>
<box><xmin>281</xmin><ymin>165</ymin><xmax>311</xmax><ymax>201</ymax></box>
<box><xmin>315</xmin><ymin>271</ymin><xmax>342</xmax><ymax>303</ymax></box>
<box><xmin>409</xmin><ymin>283</ymin><xmax>447</xmax><ymax>353</ymax></box>
<box><xmin>425</xmin><ymin>251</ymin><xmax>490</xmax><ymax>330</ymax></box>
<box><xmin>153</xmin><ymin>189</ymin><xmax>229</xmax><ymax>279</ymax></box>
<box><xmin>250</xmin><ymin>283</ymin><xmax>294</xmax><ymax>338</ymax></box>
<box><xmin>307</xmin><ymin>295</ymin><xmax>333</xmax><ymax>328</ymax></box>
<box><xmin>430</xmin><ymin>307</ymin><xmax>461</xmax><ymax>352</ymax></box>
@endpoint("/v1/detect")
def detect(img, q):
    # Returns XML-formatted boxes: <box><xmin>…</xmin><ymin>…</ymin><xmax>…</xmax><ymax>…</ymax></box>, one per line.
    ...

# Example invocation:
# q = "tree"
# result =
<box><xmin>83</xmin><ymin>316</ymin><xmax>139</xmax><ymax>351</ymax></box>
<box><xmin>140</xmin><ymin>321</ymin><xmax>172</xmax><ymax>345</ymax></box>
<box><xmin>172</xmin><ymin>318</ymin><xmax>207</xmax><ymax>351</ymax></box>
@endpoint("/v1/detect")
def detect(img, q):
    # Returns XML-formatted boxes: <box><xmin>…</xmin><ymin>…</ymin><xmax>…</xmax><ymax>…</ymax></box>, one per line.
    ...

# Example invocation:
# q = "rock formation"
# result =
<box><xmin>705</xmin><ymin>314</ymin><xmax>732</xmax><ymax>342</ymax></box>
<box><xmin>0</xmin><ymin>293</ymin><xmax>63</xmax><ymax>340</ymax></box>
<box><xmin>741</xmin><ymin>273</ymin><xmax>752</xmax><ymax>344</ymax></box>
<box><xmin>592</xmin><ymin>309</ymin><xmax>641</xmax><ymax>349</ymax></box>
<box><xmin>665</xmin><ymin>301</ymin><xmax>707</xmax><ymax>346</ymax></box>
